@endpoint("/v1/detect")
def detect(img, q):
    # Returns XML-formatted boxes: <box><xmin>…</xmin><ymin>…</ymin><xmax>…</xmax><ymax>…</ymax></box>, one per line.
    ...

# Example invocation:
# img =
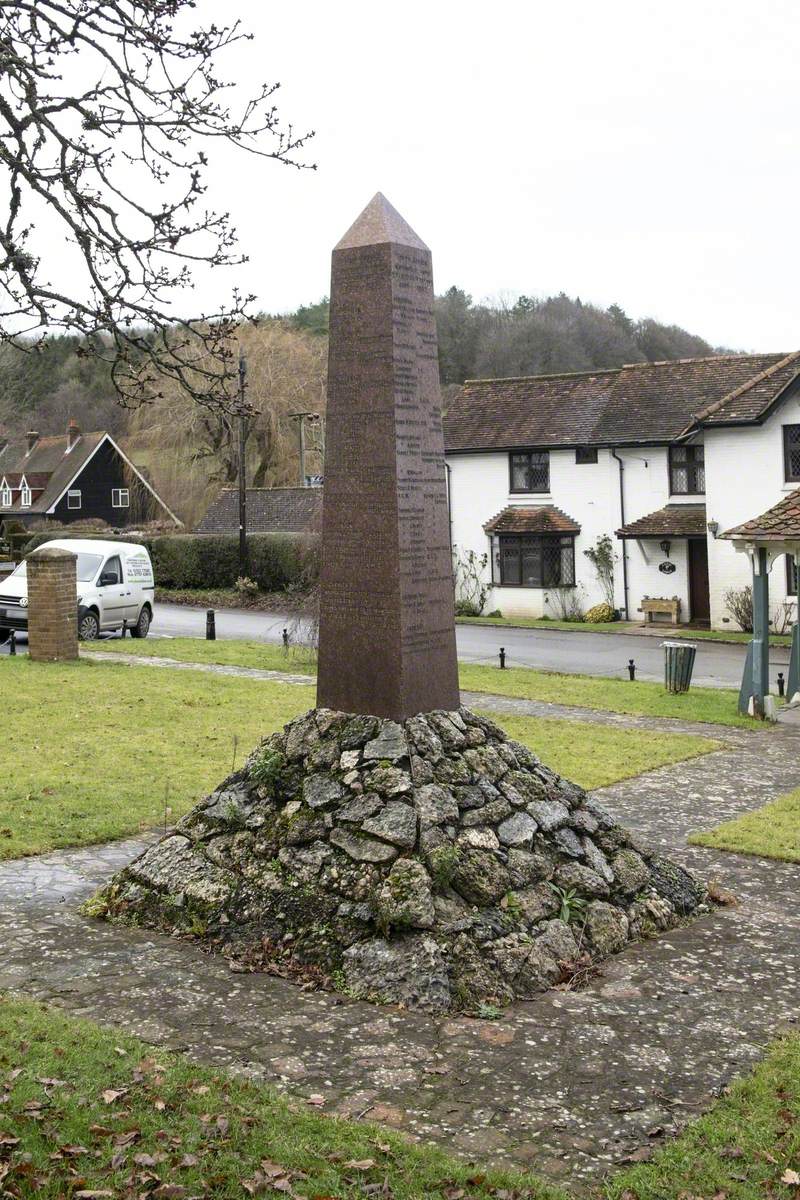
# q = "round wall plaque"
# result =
<box><xmin>659</xmin><ymin>561</ymin><xmax>676</xmax><ymax>574</ymax></box>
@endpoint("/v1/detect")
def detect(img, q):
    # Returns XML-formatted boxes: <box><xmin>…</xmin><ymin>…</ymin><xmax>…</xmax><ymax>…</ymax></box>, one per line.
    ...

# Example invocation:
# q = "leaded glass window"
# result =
<box><xmin>509</xmin><ymin>451</ymin><xmax>549</xmax><ymax>493</ymax></box>
<box><xmin>784</xmin><ymin>426</ymin><xmax>800</xmax><ymax>483</ymax></box>
<box><xmin>492</xmin><ymin>534</ymin><xmax>575</xmax><ymax>588</ymax></box>
<box><xmin>669</xmin><ymin>444</ymin><xmax>704</xmax><ymax>494</ymax></box>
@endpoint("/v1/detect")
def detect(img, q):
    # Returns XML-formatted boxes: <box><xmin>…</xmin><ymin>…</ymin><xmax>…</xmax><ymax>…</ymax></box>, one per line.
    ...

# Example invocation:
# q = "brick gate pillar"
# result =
<box><xmin>27</xmin><ymin>547</ymin><xmax>79</xmax><ymax>662</ymax></box>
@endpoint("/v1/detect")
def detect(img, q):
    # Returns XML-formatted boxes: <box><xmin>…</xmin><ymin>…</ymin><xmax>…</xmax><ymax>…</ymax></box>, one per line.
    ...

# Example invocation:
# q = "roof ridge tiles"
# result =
<box><xmin>620</xmin><ymin>352</ymin><xmax>786</xmax><ymax>370</ymax></box>
<box><xmin>463</xmin><ymin>367</ymin><xmax>621</xmax><ymax>385</ymax></box>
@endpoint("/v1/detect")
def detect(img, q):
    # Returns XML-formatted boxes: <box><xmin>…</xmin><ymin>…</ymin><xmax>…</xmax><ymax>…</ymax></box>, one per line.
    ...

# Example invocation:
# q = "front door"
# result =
<box><xmin>688</xmin><ymin>538</ymin><xmax>710</xmax><ymax>623</ymax></box>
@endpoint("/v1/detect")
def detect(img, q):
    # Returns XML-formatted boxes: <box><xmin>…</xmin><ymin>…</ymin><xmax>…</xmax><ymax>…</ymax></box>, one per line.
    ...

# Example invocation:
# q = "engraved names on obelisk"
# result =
<box><xmin>316</xmin><ymin>194</ymin><xmax>460</xmax><ymax>720</ymax></box>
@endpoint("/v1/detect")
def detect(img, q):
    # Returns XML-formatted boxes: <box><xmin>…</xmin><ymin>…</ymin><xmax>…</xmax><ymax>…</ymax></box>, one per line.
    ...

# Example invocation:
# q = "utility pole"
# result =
<box><xmin>238</xmin><ymin>349</ymin><xmax>248</xmax><ymax>578</ymax></box>
<box><xmin>290</xmin><ymin>411</ymin><xmax>324</xmax><ymax>486</ymax></box>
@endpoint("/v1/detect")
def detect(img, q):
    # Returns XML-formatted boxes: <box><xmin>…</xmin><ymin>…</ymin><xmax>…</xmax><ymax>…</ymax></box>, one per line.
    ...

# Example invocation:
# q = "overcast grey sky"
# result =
<box><xmin>202</xmin><ymin>0</ymin><xmax>798</xmax><ymax>351</ymax></box>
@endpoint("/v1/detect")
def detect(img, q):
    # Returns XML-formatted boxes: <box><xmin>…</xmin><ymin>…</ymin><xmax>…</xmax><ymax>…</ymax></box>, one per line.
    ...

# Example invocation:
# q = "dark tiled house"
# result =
<box><xmin>0</xmin><ymin>421</ymin><xmax>180</xmax><ymax>528</ymax></box>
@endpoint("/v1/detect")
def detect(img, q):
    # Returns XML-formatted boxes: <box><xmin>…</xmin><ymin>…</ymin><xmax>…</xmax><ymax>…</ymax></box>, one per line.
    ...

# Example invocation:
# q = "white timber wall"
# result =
<box><xmin>448</xmin><ymin>398</ymin><xmax>800</xmax><ymax>629</ymax></box>
<box><xmin>705</xmin><ymin>397</ymin><xmax>800</xmax><ymax>630</ymax></box>
<box><xmin>447</xmin><ymin>448</ymin><xmax>623</xmax><ymax>619</ymax></box>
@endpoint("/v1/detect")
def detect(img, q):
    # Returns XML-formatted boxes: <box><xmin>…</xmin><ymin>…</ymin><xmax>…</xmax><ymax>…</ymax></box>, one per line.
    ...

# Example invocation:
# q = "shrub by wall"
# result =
<box><xmin>20</xmin><ymin>531</ymin><xmax>314</xmax><ymax>593</ymax></box>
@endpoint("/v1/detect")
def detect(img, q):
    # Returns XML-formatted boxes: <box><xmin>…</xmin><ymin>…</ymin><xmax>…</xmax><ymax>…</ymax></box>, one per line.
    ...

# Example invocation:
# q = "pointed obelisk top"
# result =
<box><xmin>334</xmin><ymin>192</ymin><xmax>428</xmax><ymax>252</ymax></box>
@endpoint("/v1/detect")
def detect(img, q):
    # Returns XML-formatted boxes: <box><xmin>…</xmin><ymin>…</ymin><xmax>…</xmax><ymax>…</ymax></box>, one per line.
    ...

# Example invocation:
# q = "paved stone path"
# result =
<box><xmin>3</xmin><ymin>702</ymin><xmax>800</xmax><ymax>1188</ymax></box>
<box><xmin>83</xmin><ymin>650</ymin><xmax>315</xmax><ymax>685</ymax></box>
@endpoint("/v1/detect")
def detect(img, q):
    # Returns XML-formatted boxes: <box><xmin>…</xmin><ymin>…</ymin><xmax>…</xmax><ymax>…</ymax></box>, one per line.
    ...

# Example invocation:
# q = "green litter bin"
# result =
<box><xmin>663</xmin><ymin>641</ymin><xmax>697</xmax><ymax>693</ymax></box>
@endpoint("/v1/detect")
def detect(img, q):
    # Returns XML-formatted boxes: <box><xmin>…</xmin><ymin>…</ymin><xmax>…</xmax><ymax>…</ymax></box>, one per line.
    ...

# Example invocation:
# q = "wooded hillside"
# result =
<box><xmin>0</xmin><ymin>293</ymin><xmax>723</xmax><ymax>524</ymax></box>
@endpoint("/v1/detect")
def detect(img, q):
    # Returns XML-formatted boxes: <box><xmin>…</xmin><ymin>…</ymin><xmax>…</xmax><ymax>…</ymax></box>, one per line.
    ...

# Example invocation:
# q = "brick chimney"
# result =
<box><xmin>66</xmin><ymin>418</ymin><xmax>81</xmax><ymax>451</ymax></box>
<box><xmin>26</xmin><ymin>430</ymin><xmax>39</xmax><ymax>455</ymax></box>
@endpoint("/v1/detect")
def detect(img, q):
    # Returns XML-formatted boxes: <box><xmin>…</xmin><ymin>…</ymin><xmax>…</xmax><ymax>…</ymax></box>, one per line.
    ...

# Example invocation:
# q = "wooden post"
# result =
<box><xmin>740</xmin><ymin>547</ymin><xmax>770</xmax><ymax>717</ymax></box>
<box><xmin>788</xmin><ymin>552</ymin><xmax>800</xmax><ymax>702</ymax></box>
<box><xmin>237</xmin><ymin>350</ymin><xmax>248</xmax><ymax>580</ymax></box>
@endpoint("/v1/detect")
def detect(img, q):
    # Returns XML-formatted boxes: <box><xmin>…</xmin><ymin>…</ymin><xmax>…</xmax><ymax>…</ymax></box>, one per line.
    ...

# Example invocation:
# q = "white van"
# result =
<box><xmin>0</xmin><ymin>539</ymin><xmax>155</xmax><ymax>641</ymax></box>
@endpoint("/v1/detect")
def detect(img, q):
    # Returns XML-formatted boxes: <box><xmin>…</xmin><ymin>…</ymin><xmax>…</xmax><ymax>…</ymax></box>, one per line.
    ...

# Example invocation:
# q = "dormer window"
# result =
<box><xmin>0</xmin><ymin>480</ymin><xmax>10</xmax><ymax>508</ymax></box>
<box><xmin>20</xmin><ymin>479</ymin><xmax>32</xmax><ymax>507</ymax></box>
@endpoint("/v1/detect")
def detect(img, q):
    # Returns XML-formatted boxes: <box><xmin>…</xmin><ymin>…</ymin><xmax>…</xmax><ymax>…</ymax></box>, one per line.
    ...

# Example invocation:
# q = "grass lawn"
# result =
<box><xmin>4</xmin><ymin>658</ymin><xmax>718</xmax><ymax>859</ymax></box>
<box><xmin>93</xmin><ymin>638</ymin><xmax>754</xmax><ymax>729</ymax></box>
<box><xmin>689</xmin><ymin>785</ymin><xmax>800</xmax><ymax>863</ymax></box>
<box><xmin>0</xmin><ymin>995</ymin><xmax>555</xmax><ymax>1200</ymax></box>
<box><xmin>4</xmin><ymin>995</ymin><xmax>800</xmax><ymax>1200</ymax></box>
<box><xmin>481</xmin><ymin>711</ymin><xmax>719</xmax><ymax>791</ymax></box>
<box><xmin>0</xmin><ymin>658</ymin><xmax>314</xmax><ymax>860</ymax></box>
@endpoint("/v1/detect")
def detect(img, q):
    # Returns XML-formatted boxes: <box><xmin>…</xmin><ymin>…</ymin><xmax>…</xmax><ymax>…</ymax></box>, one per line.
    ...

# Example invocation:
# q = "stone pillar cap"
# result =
<box><xmin>28</xmin><ymin>547</ymin><xmax>77</xmax><ymax>561</ymax></box>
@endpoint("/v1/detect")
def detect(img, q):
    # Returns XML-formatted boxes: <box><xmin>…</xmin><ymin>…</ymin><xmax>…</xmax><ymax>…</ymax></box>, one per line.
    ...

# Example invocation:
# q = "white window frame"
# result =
<box><xmin>112</xmin><ymin>487</ymin><xmax>130</xmax><ymax>508</ymax></box>
<box><xmin>0</xmin><ymin>479</ymin><xmax>10</xmax><ymax>507</ymax></box>
<box><xmin>67</xmin><ymin>489</ymin><xmax>82</xmax><ymax>510</ymax></box>
<box><xmin>19</xmin><ymin>477</ymin><xmax>31</xmax><ymax>508</ymax></box>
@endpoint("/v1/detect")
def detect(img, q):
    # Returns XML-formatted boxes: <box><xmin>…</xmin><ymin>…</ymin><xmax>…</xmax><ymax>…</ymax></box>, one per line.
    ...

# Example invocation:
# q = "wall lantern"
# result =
<box><xmin>707</xmin><ymin>520</ymin><xmax>719</xmax><ymax>539</ymax></box>
<box><xmin>659</xmin><ymin>539</ymin><xmax>671</xmax><ymax>558</ymax></box>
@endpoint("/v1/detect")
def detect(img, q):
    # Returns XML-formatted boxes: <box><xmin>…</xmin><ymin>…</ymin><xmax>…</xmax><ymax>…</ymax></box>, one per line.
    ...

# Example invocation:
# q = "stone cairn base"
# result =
<box><xmin>93</xmin><ymin>707</ymin><xmax>708</xmax><ymax>1014</ymax></box>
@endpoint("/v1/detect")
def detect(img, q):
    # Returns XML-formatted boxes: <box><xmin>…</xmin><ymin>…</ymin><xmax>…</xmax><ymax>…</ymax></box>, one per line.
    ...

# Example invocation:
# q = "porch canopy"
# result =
<box><xmin>722</xmin><ymin>488</ymin><xmax>800</xmax><ymax>716</ymax></box>
<box><xmin>616</xmin><ymin>503</ymin><xmax>707</xmax><ymax>540</ymax></box>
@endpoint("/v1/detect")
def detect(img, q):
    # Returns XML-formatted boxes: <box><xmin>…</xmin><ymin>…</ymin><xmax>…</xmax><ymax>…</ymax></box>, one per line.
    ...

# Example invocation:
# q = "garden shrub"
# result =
<box><xmin>584</xmin><ymin>601</ymin><xmax>616</xmax><ymax>623</ymax></box>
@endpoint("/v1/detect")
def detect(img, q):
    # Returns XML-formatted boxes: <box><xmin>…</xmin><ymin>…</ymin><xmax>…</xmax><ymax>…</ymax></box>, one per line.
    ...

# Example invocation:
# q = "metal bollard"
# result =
<box><xmin>499</xmin><ymin>646</ymin><xmax>506</xmax><ymax>669</ymax></box>
<box><xmin>9</xmin><ymin>630</ymin><xmax>16</xmax><ymax>656</ymax></box>
<box><xmin>628</xmin><ymin>658</ymin><xmax>636</xmax><ymax>681</ymax></box>
<box><xmin>206</xmin><ymin>609</ymin><xmax>216</xmax><ymax>641</ymax></box>
<box><xmin>778</xmin><ymin>671</ymin><xmax>786</xmax><ymax>698</ymax></box>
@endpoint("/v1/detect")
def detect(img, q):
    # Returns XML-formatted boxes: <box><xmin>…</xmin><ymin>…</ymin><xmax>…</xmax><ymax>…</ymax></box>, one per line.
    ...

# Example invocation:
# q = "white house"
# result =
<box><xmin>443</xmin><ymin>351</ymin><xmax>800</xmax><ymax>631</ymax></box>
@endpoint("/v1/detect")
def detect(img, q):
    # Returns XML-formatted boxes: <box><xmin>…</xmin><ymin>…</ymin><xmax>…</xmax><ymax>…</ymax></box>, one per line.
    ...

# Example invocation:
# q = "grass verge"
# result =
<box><xmin>461</xmin><ymin>662</ymin><xmax>755</xmax><ymax>728</ymax></box>
<box><xmin>155</xmin><ymin>587</ymin><xmax>302</xmax><ymax>612</ymax></box>
<box><xmin>0</xmin><ymin>658</ymin><xmax>314</xmax><ymax>859</ymax></box>
<box><xmin>482</xmin><ymin>711</ymin><xmax>720</xmax><ymax>791</ymax></box>
<box><xmin>456</xmin><ymin>615</ymin><xmax>791</xmax><ymax>647</ymax></box>
<box><xmin>0</xmin><ymin>995</ymin><xmax>555</xmax><ymax>1200</ymax></box>
<box><xmin>93</xmin><ymin>638</ymin><xmax>752</xmax><ymax>729</ymax></box>
<box><xmin>688</xmin><ymin>785</ymin><xmax>800</xmax><ymax>863</ymax></box>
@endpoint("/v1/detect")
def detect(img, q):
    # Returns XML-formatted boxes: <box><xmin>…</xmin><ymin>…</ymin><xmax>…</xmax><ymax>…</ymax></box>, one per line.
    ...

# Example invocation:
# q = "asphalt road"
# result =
<box><xmin>145</xmin><ymin>602</ymin><xmax>787</xmax><ymax>689</ymax></box>
<box><xmin>2</xmin><ymin>600</ymin><xmax>789</xmax><ymax>690</ymax></box>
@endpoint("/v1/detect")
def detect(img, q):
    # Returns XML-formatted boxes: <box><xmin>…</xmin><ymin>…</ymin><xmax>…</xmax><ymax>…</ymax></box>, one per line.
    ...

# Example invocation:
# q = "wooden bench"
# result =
<box><xmin>639</xmin><ymin>596</ymin><xmax>681</xmax><ymax>625</ymax></box>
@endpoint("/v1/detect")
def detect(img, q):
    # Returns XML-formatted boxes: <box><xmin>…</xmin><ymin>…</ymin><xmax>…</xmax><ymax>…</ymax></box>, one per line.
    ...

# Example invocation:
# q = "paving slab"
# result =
<box><xmin>3</xmin><ymin>721</ymin><xmax>800</xmax><ymax>1189</ymax></box>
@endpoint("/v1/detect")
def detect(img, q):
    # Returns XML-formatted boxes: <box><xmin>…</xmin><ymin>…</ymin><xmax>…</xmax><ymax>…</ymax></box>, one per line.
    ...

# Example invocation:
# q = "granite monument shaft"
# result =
<box><xmin>316</xmin><ymin>194</ymin><xmax>460</xmax><ymax>719</ymax></box>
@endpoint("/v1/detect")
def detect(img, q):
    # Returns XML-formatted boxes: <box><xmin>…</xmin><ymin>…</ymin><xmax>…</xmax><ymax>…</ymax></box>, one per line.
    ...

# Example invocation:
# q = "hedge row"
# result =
<box><xmin>21</xmin><ymin>531</ymin><xmax>317</xmax><ymax>592</ymax></box>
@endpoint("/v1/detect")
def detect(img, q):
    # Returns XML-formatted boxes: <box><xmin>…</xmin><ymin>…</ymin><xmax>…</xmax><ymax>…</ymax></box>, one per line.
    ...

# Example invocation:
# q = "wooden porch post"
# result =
<box><xmin>788</xmin><ymin>550</ymin><xmax>800</xmax><ymax>703</ymax></box>
<box><xmin>739</xmin><ymin>547</ymin><xmax>770</xmax><ymax>717</ymax></box>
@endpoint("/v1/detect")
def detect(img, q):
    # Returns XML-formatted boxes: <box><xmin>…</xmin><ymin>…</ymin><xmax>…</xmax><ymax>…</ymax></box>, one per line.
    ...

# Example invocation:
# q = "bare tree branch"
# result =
<box><xmin>0</xmin><ymin>0</ymin><xmax>314</xmax><ymax>413</ymax></box>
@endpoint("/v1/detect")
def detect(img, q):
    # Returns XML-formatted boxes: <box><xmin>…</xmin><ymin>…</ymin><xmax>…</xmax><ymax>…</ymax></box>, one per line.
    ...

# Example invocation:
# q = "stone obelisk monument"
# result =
<box><xmin>317</xmin><ymin>194</ymin><xmax>460</xmax><ymax>720</ymax></box>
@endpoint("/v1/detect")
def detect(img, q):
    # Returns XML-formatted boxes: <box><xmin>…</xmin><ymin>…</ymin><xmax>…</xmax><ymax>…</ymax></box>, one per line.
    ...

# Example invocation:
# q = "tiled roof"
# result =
<box><xmin>483</xmin><ymin>505</ymin><xmax>580</xmax><ymax>535</ymax></box>
<box><xmin>616</xmin><ymin>503</ymin><xmax>707</xmax><ymax>539</ymax></box>
<box><xmin>722</xmin><ymin>490</ymin><xmax>800</xmax><ymax>540</ymax></box>
<box><xmin>0</xmin><ymin>431</ymin><xmax>105</xmax><ymax>513</ymax></box>
<box><xmin>443</xmin><ymin>353</ymin><xmax>799</xmax><ymax>451</ymax></box>
<box><xmin>195</xmin><ymin>487</ymin><xmax>322</xmax><ymax>535</ymax></box>
<box><xmin>444</xmin><ymin>370</ymin><xmax>618</xmax><ymax>452</ymax></box>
